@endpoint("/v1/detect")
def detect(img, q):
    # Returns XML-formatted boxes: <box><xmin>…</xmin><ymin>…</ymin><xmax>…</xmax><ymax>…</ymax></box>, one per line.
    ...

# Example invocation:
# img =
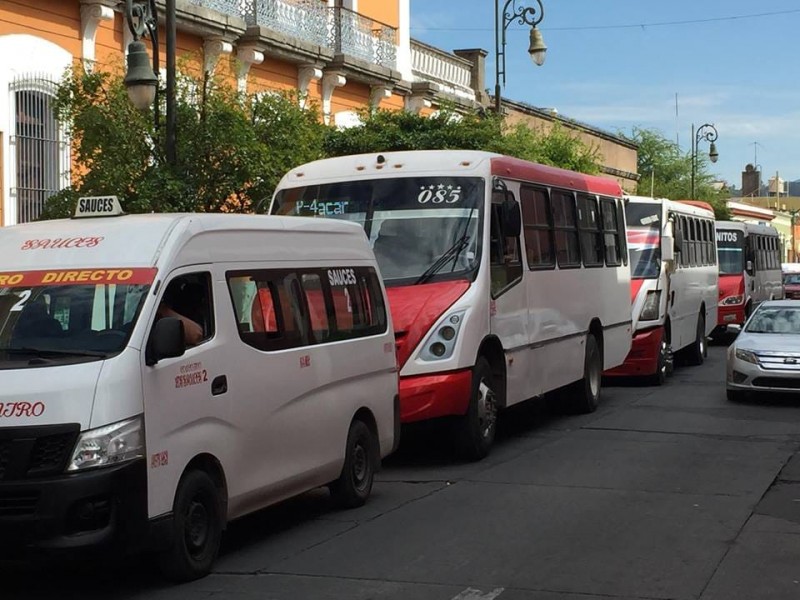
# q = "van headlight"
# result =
<box><xmin>639</xmin><ymin>291</ymin><xmax>661</xmax><ymax>321</ymax></box>
<box><xmin>67</xmin><ymin>416</ymin><xmax>145</xmax><ymax>472</ymax></box>
<box><xmin>419</xmin><ymin>310</ymin><xmax>466</xmax><ymax>361</ymax></box>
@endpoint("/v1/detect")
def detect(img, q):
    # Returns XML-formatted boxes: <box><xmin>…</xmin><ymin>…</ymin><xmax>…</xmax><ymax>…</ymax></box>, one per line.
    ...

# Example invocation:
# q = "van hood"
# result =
<box><xmin>0</xmin><ymin>361</ymin><xmax>102</xmax><ymax>429</ymax></box>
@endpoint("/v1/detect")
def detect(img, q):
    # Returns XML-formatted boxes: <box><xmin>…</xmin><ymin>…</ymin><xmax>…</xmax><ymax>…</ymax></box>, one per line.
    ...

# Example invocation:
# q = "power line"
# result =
<box><xmin>411</xmin><ymin>8</ymin><xmax>800</xmax><ymax>33</ymax></box>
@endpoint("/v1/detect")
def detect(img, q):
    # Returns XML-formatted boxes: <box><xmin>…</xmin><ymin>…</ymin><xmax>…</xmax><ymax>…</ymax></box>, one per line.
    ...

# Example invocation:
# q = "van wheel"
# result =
<box><xmin>455</xmin><ymin>358</ymin><xmax>497</xmax><ymax>461</ymax></box>
<box><xmin>330</xmin><ymin>420</ymin><xmax>376</xmax><ymax>509</ymax></box>
<box><xmin>158</xmin><ymin>470</ymin><xmax>223</xmax><ymax>583</ymax></box>
<box><xmin>686</xmin><ymin>313</ymin><xmax>707</xmax><ymax>366</ymax></box>
<box><xmin>567</xmin><ymin>334</ymin><xmax>602</xmax><ymax>414</ymax></box>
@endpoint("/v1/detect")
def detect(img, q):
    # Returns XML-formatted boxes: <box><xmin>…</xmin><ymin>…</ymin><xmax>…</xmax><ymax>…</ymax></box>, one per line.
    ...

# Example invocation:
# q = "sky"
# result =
<box><xmin>409</xmin><ymin>0</ymin><xmax>800</xmax><ymax>188</ymax></box>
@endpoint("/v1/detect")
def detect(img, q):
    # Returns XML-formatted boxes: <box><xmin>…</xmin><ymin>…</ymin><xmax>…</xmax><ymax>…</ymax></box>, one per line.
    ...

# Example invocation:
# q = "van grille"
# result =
<box><xmin>0</xmin><ymin>491</ymin><xmax>40</xmax><ymax>516</ymax></box>
<box><xmin>0</xmin><ymin>425</ymin><xmax>79</xmax><ymax>481</ymax></box>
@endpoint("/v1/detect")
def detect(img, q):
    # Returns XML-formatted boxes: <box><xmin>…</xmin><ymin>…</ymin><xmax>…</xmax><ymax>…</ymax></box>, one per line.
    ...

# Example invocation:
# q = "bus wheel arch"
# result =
<box><xmin>477</xmin><ymin>336</ymin><xmax>506</xmax><ymax>409</ymax></box>
<box><xmin>588</xmin><ymin>318</ymin><xmax>604</xmax><ymax>365</ymax></box>
<box><xmin>158</xmin><ymin>454</ymin><xmax>228</xmax><ymax>582</ymax></box>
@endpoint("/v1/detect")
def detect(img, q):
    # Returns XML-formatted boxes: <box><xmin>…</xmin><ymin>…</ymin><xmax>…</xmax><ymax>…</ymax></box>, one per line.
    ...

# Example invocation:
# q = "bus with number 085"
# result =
<box><xmin>605</xmin><ymin>196</ymin><xmax>718</xmax><ymax>384</ymax></box>
<box><xmin>271</xmin><ymin>151</ymin><xmax>633</xmax><ymax>460</ymax></box>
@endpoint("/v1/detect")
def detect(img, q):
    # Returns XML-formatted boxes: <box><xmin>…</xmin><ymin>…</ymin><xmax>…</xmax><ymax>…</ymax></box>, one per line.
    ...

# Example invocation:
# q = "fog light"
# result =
<box><xmin>440</xmin><ymin>326</ymin><xmax>456</xmax><ymax>341</ymax></box>
<box><xmin>732</xmin><ymin>371</ymin><xmax>748</xmax><ymax>384</ymax></box>
<box><xmin>430</xmin><ymin>342</ymin><xmax>446</xmax><ymax>357</ymax></box>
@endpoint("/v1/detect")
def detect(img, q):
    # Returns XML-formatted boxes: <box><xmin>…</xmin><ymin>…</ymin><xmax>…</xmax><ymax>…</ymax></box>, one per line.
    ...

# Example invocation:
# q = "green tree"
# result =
<box><xmin>324</xmin><ymin>106</ymin><xmax>600</xmax><ymax>174</ymax></box>
<box><xmin>43</xmin><ymin>64</ymin><xmax>327</xmax><ymax>218</ymax></box>
<box><xmin>630</xmin><ymin>127</ymin><xmax>730</xmax><ymax>219</ymax></box>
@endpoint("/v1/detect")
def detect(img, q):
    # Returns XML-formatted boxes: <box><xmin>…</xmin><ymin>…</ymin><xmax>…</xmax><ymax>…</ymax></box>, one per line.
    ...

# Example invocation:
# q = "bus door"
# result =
<box><xmin>668</xmin><ymin>215</ymin><xmax>693</xmax><ymax>350</ymax></box>
<box><xmin>488</xmin><ymin>183</ymin><xmax>529</xmax><ymax>404</ymax></box>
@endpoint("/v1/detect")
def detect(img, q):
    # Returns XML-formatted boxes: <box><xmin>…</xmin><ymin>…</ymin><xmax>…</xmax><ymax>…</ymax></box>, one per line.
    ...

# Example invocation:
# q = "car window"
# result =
<box><xmin>745</xmin><ymin>307</ymin><xmax>800</xmax><ymax>334</ymax></box>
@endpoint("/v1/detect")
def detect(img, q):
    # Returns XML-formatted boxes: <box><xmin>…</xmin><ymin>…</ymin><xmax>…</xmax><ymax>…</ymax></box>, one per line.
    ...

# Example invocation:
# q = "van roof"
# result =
<box><xmin>0</xmin><ymin>213</ymin><xmax>364</xmax><ymax>271</ymax></box>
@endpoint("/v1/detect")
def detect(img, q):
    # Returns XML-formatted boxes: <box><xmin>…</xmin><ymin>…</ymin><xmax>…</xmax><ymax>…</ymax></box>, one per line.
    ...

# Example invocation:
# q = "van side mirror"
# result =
<box><xmin>746</xmin><ymin>260</ymin><xmax>754</xmax><ymax>274</ymax></box>
<box><xmin>146</xmin><ymin>317</ymin><xmax>186</xmax><ymax>366</ymax></box>
<box><xmin>501</xmin><ymin>197</ymin><xmax>521</xmax><ymax>238</ymax></box>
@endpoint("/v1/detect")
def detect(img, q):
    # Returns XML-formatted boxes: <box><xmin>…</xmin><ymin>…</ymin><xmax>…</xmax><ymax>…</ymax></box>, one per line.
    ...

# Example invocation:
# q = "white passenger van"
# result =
<box><xmin>0</xmin><ymin>199</ymin><xmax>398</xmax><ymax>581</ymax></box>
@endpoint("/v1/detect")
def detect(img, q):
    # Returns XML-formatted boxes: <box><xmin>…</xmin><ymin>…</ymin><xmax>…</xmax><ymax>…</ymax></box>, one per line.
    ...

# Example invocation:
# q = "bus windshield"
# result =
<box><xmin>625</xmin><ymin>204</ymin><xmax>662</xmax><ymax>279</ymax></box>
<box><xmin>716</xmin><ymin>229</ymin><xmax>744</xmax><ymax>275</ymax></box>
<box><xmin>0</xmin><ymin>279</ymin><xmax>150</xmax><ymax>367</ymax></box>
<box><xmin>272</xmin><ymin>177</ymin><xmax>484</xmax><ymax>285</ymax></box>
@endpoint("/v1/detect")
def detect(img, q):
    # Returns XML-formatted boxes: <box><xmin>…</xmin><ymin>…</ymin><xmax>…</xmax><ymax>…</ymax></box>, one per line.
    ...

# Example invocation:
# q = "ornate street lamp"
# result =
<box><xmin>123</xmin><ymin>0</ymin><xmax>177</xmax><ymax>165</ymax></box>
<box><xmin>691</xmin><ymin>123</ymin><xmax>719</xmax><ymax>200</ymax></box>
<box><xmin>494</xmin><ymin>0</ymin><xmax>547</xmax><ymax>113</ymax></box>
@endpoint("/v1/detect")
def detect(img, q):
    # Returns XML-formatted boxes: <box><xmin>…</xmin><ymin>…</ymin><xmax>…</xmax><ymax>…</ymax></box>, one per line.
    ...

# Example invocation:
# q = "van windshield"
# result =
<box><xmin>0</xmin><ymin>268</ymin><xmax>155</xmax><ymax>367</ymax></box>
<box><xmin>272</xmin><ymin>177</ymin><xmax>484</xmax><ymax>285</ymax></box>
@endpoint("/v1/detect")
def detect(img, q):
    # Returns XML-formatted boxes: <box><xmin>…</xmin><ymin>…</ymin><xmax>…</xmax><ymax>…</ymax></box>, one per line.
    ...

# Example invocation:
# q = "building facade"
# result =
<box><xmin>0</xmin><ymin>0</ymin><xmax>638</xmax><ymax>225</ymax></box>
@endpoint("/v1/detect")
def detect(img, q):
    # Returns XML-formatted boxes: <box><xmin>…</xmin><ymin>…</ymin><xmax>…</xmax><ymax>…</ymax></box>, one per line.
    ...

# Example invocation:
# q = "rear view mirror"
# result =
<box><xmin>746</xmin><ymin>260</ymin><xmax>754</xmax><ymax>274</ymax></box>
<box><xmin>501</xmin><ymin>197</ymin><xmax>521</xmax><ymax>238</ymax></box>
<box><xmin>146</xmin><ymin>317</ymin><xmax>186</xmax><ymax>365</ymax></box>
<box><xmin>673</xmin><ymin>229</ymin><xmax>684</xmax><ymax>253</ymax></box>
<box><xmin>662</xmin><ymin>235</ymin><xmax>675</xmax><ymax>263</ymax></box>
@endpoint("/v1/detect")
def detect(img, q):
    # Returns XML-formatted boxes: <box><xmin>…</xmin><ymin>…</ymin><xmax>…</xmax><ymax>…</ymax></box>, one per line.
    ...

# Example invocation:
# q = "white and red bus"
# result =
<box><xmin>606</xmin><ymin>196</ymin><xmax>718</xmax><ymax>384</ymax></box>
<box><xmin>715</xmin><ymin>221</ymin><xmax>784</xmax><ymax>332</ymax></box>
<box><xmin>271</xmin><ymin>151</ymin><xmax>632</xmax><ymax>459</ymax></box>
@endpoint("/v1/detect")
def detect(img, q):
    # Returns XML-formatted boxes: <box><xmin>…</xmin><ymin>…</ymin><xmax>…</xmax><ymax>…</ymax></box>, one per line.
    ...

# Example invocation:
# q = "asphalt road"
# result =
<box><xmin>6</xmin><ymin>338</ymin><xmax>800</xmax><ymax>600</ymax></box>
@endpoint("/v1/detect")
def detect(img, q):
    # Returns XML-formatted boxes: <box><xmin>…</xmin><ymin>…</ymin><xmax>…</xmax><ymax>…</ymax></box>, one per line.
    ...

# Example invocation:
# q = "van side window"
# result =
<box><xmin>159</xmin><ymin>273</ymin><xmax>214</xmax><ymax>345</ymax></box>
<box><xmin>226</xmin><ymin>267</ymin><xmax>386</xmax><ymax>352</ymax></box>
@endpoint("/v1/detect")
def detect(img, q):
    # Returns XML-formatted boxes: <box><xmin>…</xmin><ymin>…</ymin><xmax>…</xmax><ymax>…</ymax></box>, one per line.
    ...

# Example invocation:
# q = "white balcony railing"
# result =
<box><xmin>411</xmin><ymin>40</ymin><xmax>475</xmax><ymax>101</ymax></box>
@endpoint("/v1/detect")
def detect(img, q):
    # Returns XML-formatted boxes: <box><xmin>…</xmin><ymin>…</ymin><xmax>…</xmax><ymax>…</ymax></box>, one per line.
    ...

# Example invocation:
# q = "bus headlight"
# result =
<box><xmin>720</xmin><ymin>295</ymin><xmax>744</xmax><ymax>306</ymax></box>
<box><xmin>67</xmin><ymin>416</ymin><xmax>145</xmax><ymax>472</ymax></box>
<box><xmin>639</xmin><ymin>291</ymin><xmax>661</xmax><ymax>321</ymax></box>
<box><xmin>420</xmin><ymin>310</ymin><xmax>466</xmax><ymax>361</ymax></box>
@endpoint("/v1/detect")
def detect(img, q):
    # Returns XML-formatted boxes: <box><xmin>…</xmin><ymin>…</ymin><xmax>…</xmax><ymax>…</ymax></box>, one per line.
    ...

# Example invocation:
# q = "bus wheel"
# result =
<box><xmin>686</xmin><ymin>313</ymin><xmax>707</xmax><ymax>366</ymax></box>
<box><xmin>646</xmin><ymin>334</ymin><xmax>669</xmax><ymax>386</ymax></box>
<box><xmin>330</xmin><ymin>419</ymin><xmax>376</xmax><ymax>509</ymax></box>
<box><xmin>568</xmin><ymin>334</ymin><xmax>602</xmax><ymax>414</ymax></box>
<box><xmin>455</xmin><ymin>358</ymin><xmax>497</xmax><ymax>461</ymax></box>
<box><xmin>158</xmin><ymin>470</ymin><xmax>224</xmax><ymax>582</ymax></box>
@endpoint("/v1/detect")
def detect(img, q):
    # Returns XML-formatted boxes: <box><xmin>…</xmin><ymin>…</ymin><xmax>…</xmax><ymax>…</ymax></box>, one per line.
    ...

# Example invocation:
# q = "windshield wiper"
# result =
<box><xmin>415</xmin><ymin>234</ymin><xmax>471</xmax><ymax>285</ymax></box>
<box><xmin>0</xmin><ymin>347</ymin><xmax>109</xmax><ymax>358</ymax></box>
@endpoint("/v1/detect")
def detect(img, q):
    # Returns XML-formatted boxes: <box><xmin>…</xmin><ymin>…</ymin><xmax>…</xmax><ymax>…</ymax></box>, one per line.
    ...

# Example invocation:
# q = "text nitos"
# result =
<box><xmin>328</xmin><ymin>268</ymin><xmax>357</xmax><ymax>287</ymax></box>
<box><xmin>716</xmin><ymin>231</ymin><xmax>739</xmax><ymax>243</ymax></box>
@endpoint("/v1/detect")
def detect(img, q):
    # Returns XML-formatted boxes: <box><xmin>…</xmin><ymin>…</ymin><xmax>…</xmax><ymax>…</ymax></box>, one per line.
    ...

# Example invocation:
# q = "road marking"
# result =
<box><xmin>450</xmin><ymin>587</ymin><xmax>504</xmax><ymax>600</ymax></box>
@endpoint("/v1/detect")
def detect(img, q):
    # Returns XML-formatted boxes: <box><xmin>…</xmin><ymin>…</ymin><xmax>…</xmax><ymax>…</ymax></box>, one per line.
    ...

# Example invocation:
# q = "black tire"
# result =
<box><xmin>330</xmin><ymin>419</ymin><xmax>377</xmax><ymax>509</ymax></box>
<box><xmin>158</xmin><ymin>470</ymin><xmax>224</xmax><ymax>583</ymax></box>
<box><xmin>646</xmin><ymin>332</ymin><xmax>668</xmax><ymax>386</ymax></box>
<box><xmin>726</xmin><ymin>389</ymin><xmax>747</xmax><ymax>402</ymax></box>
<box><xmin>567</xmin><ymin>334</ymin><xmax>602</xmax><ymax>414</ymax></box>
<box><xmin>455</xmin><ymin>357</ymin><xmax>497</xmax><ymax>461</ymax></box>
<box><xmin>685</xmin><ymin>313</ymin><xmax>707</xmax><ymax>366</ymax></box>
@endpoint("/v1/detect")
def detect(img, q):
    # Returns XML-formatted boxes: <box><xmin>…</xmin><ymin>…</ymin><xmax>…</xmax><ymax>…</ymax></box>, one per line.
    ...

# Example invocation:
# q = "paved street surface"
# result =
<box><xmin>5</xmin><ymin>340</ymin><xmax>800</xmax><ymax>600</ymax></box>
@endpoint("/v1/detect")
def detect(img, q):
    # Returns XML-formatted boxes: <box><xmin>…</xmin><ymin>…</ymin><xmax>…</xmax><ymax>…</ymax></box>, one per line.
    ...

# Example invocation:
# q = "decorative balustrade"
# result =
<box><xmin>411</xmin><ymin>40</ymin><xmax>475</xmax><ymax>99</ymax></box>
<box><xmin>331</xmin><ymin>6</ymin><xmax>396</xmax><ymax>68</ymax></box>
<box><xmin>188</xmin><ymin>0</ymin><xmax>246</xmax><ymax>19</ymax></box>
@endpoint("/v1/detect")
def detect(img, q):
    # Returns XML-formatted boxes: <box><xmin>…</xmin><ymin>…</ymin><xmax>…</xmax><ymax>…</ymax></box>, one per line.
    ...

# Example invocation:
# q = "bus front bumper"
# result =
<box><xmin>399</xmin><ymin>369</ymin><xmax>473</xmax><ymax>423</ymax></box>
<box><xmin>604</xmin><ymin>327</ymin><xmax>663</xmax><ymax>377</ymax></box>
<box><xmin>0</xmin><ymin>459</ymin><xmax>151</xmax><ymax>556</ymax></box>
<box><xmin>718</xmin><ymin>303</ymin><xmax>746</xmax><ymax>327</ymax></box>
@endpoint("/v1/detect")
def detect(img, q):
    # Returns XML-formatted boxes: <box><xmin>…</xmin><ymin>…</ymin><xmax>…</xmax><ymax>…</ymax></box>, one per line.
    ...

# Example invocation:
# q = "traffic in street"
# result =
<box><xmin>5</xmin><ymin>338</ymin><xmax>800</xmax><ymax>600</ymax></box>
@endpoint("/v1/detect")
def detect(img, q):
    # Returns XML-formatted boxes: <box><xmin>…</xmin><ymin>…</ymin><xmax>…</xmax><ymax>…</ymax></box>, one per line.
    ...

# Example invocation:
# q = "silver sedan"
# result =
<box><xmin>726</xmin><ymin>300</ymin><xmax>800</xmax><ymax>401</ymax></box>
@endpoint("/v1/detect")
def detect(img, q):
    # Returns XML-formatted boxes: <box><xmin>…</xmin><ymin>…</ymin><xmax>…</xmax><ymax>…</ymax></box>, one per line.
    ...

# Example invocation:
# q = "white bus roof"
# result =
<box><xmin>625</xmin><ymin>195</ymin><xmax>715</xmax><ymax>219</ymax></box>
<box><xmin>715</xmin><ymin>220</ymin><xmax>780</xmax><ymax>236</ymax></box>
<box><xmin>0</xmin><ymin>213</ymin><xmax>367</xmax><ymax>271</ymax></box>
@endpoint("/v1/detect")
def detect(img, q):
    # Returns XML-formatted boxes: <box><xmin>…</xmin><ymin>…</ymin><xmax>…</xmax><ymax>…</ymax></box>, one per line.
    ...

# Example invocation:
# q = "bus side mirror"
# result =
<box><xmin>501</xmin><ymin>197</ymin><xmax>521</xmax><ymax>238</ymax></box>
<box><xmin>146</xmin><ymin>317</ymin><xmax>186</xmax><ymax>366</ymax></box>
<box><xmin>662</xmin><ymin>234</ymin><xmax>675</xmax><ymax>263</ymax></box>
<box><xmin>746</xmin><ymin>260</ymin><xmax>754</xmax><ymax>275</ymax></box>
<box><xmin>673</xmin><ymin>229</ymin><xmax>684</xmax><ymax>254</ymax></box>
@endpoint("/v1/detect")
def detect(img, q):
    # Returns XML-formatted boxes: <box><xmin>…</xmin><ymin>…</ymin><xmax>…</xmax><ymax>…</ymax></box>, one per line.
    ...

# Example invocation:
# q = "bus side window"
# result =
<box><xmin>490</xmin><ymin>192</ymin><xmax>523</xmax><ymax>297</ymax></box>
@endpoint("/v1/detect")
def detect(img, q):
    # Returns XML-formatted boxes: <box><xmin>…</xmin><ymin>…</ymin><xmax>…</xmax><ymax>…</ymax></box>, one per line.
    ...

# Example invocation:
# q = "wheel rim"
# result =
<box><xmin>185</xmin><ymin>498</ymin><xmax>210</xmax><ymax>556</ymax></box>
<box><xmin>477</xmin><ymin>379</ymin><xmax>497</xmax><ymax>440</ymax></box>
<box><xmin>351</xmin><ymin>441</ymin><xmax>369</xmax><ymax>491</ymax></box>
<box><xmin>588</xmin><ymin>351</ymin><xmax>601</xmax><ymax>398</ymax></box>
<box><xmin>658</xmin><ymin>339</ymin><xmax>668</xmax><ymax>377</ymax></box>
<box><xmin>699</xmin><ymin>320</ymin><xmax>706</xmax><ymax>355</ymax></box>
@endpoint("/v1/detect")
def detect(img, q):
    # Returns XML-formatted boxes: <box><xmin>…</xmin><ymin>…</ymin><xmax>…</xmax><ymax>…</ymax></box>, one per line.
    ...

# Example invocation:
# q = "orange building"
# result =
<box><xmin>0</xmin><ymin>0</ymin><xmax>638</xmax><ymax>225</ymax></box>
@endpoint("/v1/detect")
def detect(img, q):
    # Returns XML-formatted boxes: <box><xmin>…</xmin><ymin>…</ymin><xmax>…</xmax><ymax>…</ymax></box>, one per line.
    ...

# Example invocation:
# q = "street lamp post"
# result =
<box><xmin>494</xmin><ymin>0</ymin><xmax>547</xmax><ymax>113</ymax></box>
<box><xmin>691</xmin><ymin>123</ymin><xmax>719</xmax><ymax>200</ymax></box>
<box><xmin>123</xmin><ymin>0</ymin><xmax>177</xmax><ymax>165</ymax></box>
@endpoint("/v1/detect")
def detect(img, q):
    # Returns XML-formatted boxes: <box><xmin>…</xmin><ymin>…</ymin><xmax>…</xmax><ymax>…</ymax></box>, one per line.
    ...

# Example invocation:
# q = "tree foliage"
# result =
<box><xmin>630</xmin><ymin>127</ymin><xmax>730</xmax><ymax>220</ymax></box>
<box><xmin>44</xmin><ymin>67</ymin><xmax>602</xmax><ymax>219</ymax></box>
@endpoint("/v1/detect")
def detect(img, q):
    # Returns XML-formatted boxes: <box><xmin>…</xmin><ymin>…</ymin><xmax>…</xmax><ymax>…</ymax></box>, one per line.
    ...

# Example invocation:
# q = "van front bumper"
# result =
<box><xmin>399</xmin><ymin>369</ymin><xmax>473</xmax><ymax>423</ymax></box>
<box><xmin>0</xmin><ymin>458</ymin><xmax>150</xmax><ymax>556</ymax></box>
